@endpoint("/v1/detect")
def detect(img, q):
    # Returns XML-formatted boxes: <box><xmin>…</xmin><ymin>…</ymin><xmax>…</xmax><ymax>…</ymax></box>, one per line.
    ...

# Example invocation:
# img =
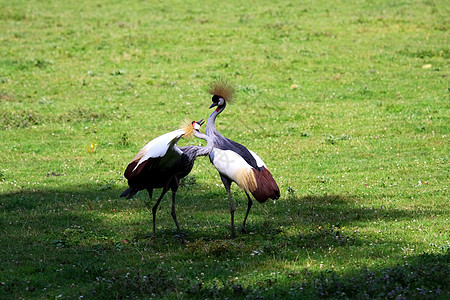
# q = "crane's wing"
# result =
<box><xmin>247</xmin><ymin>149</ymin><xmax>280</xmax><ymax>202</ymax></box>
<box><xmin>124</xmin><ymin>129</ymin><xmax>185</xmax><ymax>179</ymax></box>
<box><xmin>215</xmin><ymin>137</ymin><xmax>260</xmax><ymax>170</ymax></box>
<box><xmin>247</xmin><ymin>149</ymin><xmax>266</xmax><ymax>169</ymax></box>
<box><xmin>210</xmin><ymin>146</ymin><xmax>279</xmax><ymax>203</ymax></box>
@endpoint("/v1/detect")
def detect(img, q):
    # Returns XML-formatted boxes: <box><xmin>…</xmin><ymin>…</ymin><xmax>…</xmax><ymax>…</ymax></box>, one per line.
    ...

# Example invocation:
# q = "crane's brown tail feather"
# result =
<box><xmin>120</xmin><ymin>187</ymin><xmax>138</xmax><ymax>199</ymax></box>
<box><xmin>251</xmin><ymin>167</ymin><xmax>280</xmax><ymax>203</ymax></box>
<box><xmin>124</xmin><ymin>157</ymin><xmax>160</xmax><ymax>180</ymax></box>
<box><xmin>124</xmin><ymin>160</ymin><xmax>138</xmax><ymax>180</ymax></box>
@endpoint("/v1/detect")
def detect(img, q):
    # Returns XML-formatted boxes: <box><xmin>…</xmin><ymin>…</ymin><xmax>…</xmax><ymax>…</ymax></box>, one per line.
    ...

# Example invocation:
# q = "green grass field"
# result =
<box><xmin>1</xmin><ymin>0</ymin><xmax>449</xmax><ymax>298</ymax></box>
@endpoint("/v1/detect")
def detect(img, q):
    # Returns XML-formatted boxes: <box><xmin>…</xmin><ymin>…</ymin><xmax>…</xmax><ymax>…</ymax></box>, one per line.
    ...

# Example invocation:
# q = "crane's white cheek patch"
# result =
<box><xmin>212</xmin><ymin>148</ymin><xmax>257</xmax><ymax>192</ymax></box>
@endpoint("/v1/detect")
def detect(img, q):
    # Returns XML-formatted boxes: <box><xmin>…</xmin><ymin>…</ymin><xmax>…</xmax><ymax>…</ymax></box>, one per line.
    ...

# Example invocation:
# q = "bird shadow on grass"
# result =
<box><xmin>0</xmin><ymin>182</ymin><xmax>443</xmax><ymax>249</ymax></box>
<box><xmin>0</xmin><ymin>184</ymin><xmax>442</xmax><ymax>243</ymax></box>
<box><xmin>1</xmin><ymin>185</ymin><xmax>448</xmax><ymax>299</ymax></box>
<box><xmin>1</xmin><ymin>184</ymin><xmax>444</xmax><ymax>265</ymax></box>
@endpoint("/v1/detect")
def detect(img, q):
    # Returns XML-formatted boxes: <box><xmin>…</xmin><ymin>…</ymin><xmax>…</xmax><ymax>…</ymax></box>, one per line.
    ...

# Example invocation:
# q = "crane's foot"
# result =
<box><xmin>143</xmin><ymin>233</ymin><xmax>157</xmax><ymax>240</ymax></box>
<box><xmin>240</xmin><ymin>226</ymin><xmax>247</xmax><ymax>234</ymax></box>
<box><xmin>230</xmin><ymin>224</ymin><xmax>236</xmax><ymax>239</ymax></box>
<box><xmin>175</xmin><ymin>233</ymin><xmax>186</xmax><ymax>244</ymax></box>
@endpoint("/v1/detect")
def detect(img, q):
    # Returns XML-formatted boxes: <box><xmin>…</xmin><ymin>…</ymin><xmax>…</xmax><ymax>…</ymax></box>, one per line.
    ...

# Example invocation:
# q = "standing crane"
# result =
<box><xmin>120</xmin><ymin>119</ymin><xmax>213</xmax><ymax>243</ymax></box>
<box><xmin>205</xmin><ymin>80</ymin><xmax>280</xmax><ymax>238</ymax></box>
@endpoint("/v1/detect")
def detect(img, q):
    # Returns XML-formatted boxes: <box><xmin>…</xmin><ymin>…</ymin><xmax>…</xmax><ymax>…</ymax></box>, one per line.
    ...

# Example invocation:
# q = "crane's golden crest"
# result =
<box><xmin>180</xmin><ymin>119</ymin><xmax>195</xmax><ymax>138</ymax></box>
<box><xmin>208</xmin><ymin>79</ymin><xmax>236</xmax><ymax>103</ymax></box>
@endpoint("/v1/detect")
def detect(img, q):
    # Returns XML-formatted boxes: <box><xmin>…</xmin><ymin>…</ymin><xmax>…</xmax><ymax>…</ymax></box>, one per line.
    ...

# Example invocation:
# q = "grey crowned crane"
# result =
<box><xmin>120</xmin><ymin>119</ymin><xmax>213</xmax><ymax>243</ymax></box>
<box><xmin>206</xmin><ymin>80</ymin><xmax>280</xmax><ymax>238</ymax></box>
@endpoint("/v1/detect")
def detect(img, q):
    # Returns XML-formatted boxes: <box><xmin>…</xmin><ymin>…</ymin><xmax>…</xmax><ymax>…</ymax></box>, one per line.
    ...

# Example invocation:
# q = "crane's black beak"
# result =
<box><xmin>209</xmin><ymin>102</ymin><xmax>218</xmax><ymax>109</ymax></box>
<box><xmin>198</xmin><ymin>119</ymin><xmax>205</xmax><ymax>127</ymax></box>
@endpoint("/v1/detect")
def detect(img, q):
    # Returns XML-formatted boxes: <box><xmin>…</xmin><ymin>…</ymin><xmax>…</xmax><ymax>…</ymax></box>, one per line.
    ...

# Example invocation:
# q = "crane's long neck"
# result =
<box><xmin>206</xmin><ymin>105</ymin><xmax>225</xmax><ymax>141</ymax></box>
<box><xmin>192</xmin><ymin>131</ymin><xmax>214</xmax><ymax>157</ymax></box>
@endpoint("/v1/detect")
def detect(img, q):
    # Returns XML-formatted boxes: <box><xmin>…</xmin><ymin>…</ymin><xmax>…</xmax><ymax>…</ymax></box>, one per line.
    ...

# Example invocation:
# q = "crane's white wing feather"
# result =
<box><xmin>210</xmin><ymin>148</ymin><xmax>250</xmax><ymax>179</ymax></box>
<box><xmin>132</xmin><ymin>129</ymin><xmax>185</xmax><ymax>172</ymax></box>
<box><xmin>248</xmin><ymin>149</ymin><xmax>266</xmax><ymax>168</ymax></box>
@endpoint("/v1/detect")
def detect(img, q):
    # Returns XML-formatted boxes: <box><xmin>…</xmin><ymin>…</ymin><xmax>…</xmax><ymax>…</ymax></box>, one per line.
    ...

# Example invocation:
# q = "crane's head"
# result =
<box><xmin>181</xmin><ymin>119</ymin><xmax>205</xmax><ymax>137</ymax></box>
<box><xmin>192</xmin><ymin>119</ymin><xmax>204</xmax><ymax>132</ymax></box>
<box><xmin>208</xmin><ymin>79</ymin><xmax>235</xmax><ymax>111</ymax></box>
<box><xmin>209</xmin><ymin>95</ymin><xmax>225</xmax><ymax>109</ymax></box>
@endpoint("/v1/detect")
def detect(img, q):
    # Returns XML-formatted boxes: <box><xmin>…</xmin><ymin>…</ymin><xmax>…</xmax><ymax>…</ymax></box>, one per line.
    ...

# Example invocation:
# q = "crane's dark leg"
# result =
<box><xmin>240</xmin><ymin>192</ymin><xmax>253</xmax><ymax>234</ymax></box>
<box><xmin>147</xmin><ymin>188</ymin><xmax>153</xmax><ymax>200</ymax></box>
<box><xmin>170</xmin><ymin>178</ymin><xmax>185</xmax><ymax>244</ymax></box>
<box><xmin>221</xmin><ymin>175</ymin><xmax>235</xmax><ymax>238</ymax></box>
<box><xmin>149</xmin><ymin>186</ymin><xmax>169</xmax><ymax>237</ymax></box>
